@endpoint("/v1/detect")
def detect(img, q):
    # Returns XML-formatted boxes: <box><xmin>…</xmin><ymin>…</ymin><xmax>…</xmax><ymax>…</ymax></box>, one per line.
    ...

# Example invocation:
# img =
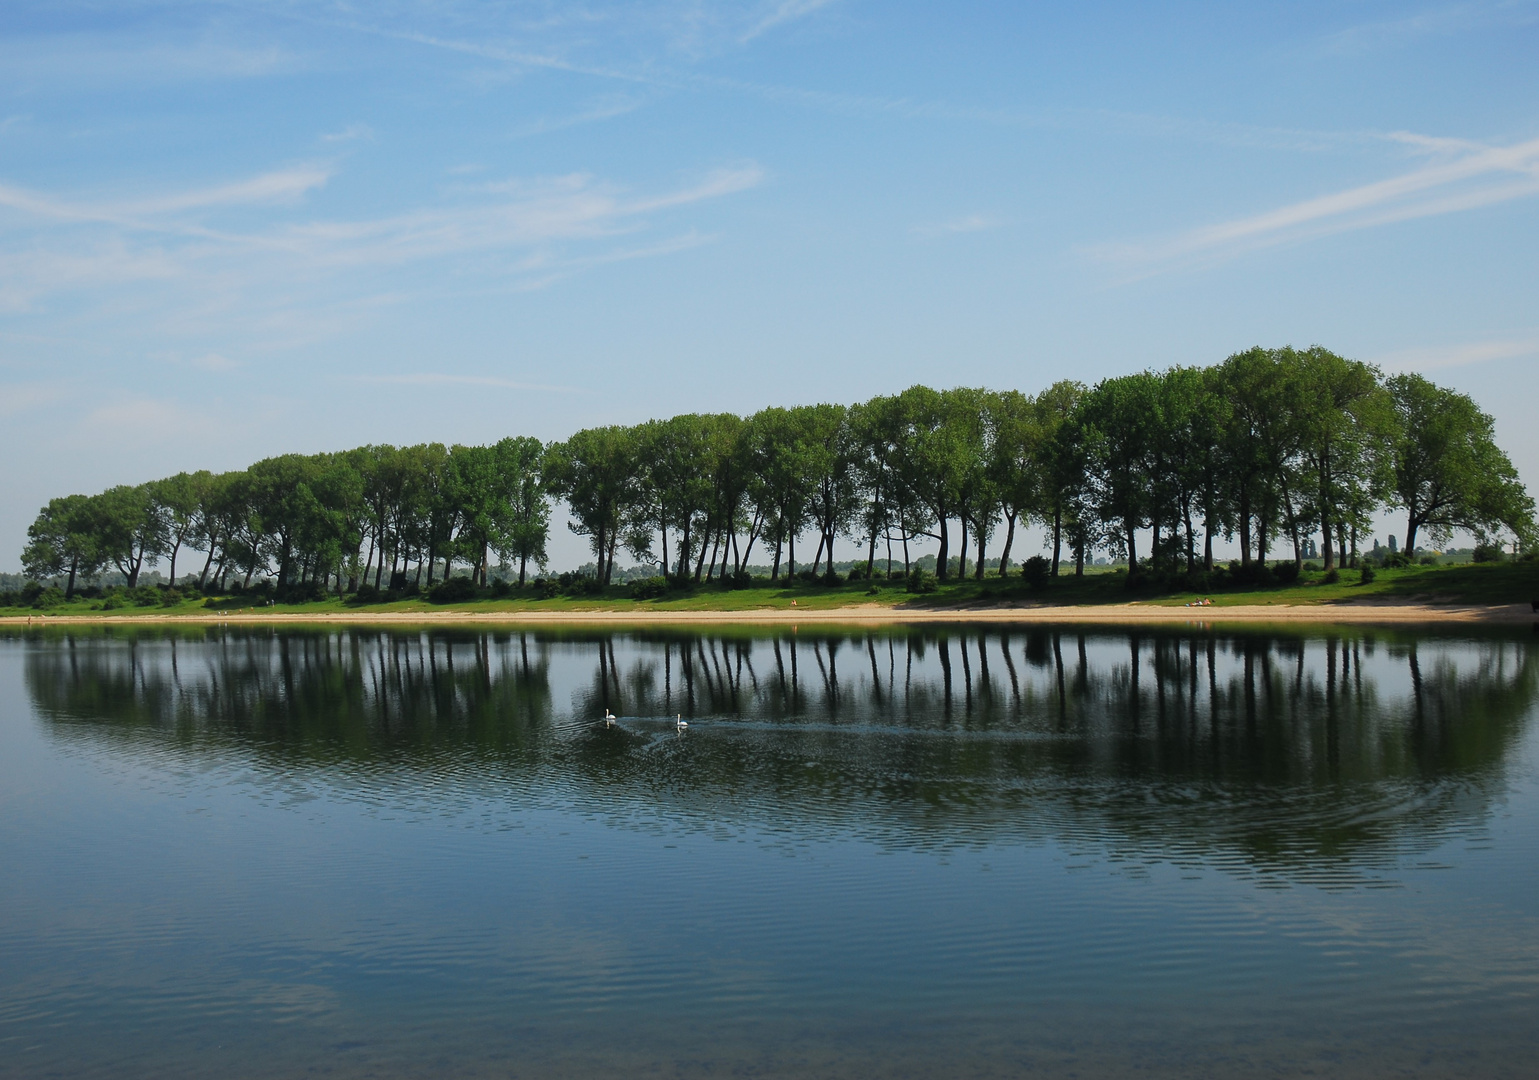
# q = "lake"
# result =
<box><xmin>2</xmin><ymin>623</ymin><xmax>1537</xmax><ymax>1078</ymax></box>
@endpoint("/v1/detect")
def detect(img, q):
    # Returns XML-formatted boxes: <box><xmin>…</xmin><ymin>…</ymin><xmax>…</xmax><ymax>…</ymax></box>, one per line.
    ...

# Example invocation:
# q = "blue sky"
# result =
<box><xmin>2</xmin><ymin>1</ymin><xmax>1537</xmax><ymax>570</ymax></box>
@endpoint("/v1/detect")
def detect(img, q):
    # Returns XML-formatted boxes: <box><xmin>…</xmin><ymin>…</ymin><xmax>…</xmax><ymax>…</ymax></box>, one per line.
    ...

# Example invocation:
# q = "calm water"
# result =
<box><xmin>2</xmin><ymin>624</ymin><xmax>1538</xmax><ymax>1078</ymax></box>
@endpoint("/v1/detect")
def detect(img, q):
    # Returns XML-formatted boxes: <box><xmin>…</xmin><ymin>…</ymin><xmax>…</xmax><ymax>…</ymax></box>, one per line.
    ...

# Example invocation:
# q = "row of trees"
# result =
<box><xmin>22</xmin><ymin>440</ymin><xmax>550</xmax><ymax>598</ymax></box>
<box><xmin>22</xmin><ymin>347</ymin><xmax>1535</xmax><ymax>598</ymax></box>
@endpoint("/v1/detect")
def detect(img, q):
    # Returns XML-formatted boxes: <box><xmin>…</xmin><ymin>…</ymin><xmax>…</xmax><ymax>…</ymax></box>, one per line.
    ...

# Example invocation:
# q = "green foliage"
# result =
<box><xmin>30</xmin><ymin>587</ymin><xmax>65</xmax><ymax>609</ymax></box>
<box><xmin>906</xmin><ymin>569</ymin><xmax>938</xmax><ymax>593</ymax></box>
<box><xmin>17</xmin><ymin>348</ymin><xmax>1534</xmax><ymax>606</ymax></box>
<box><xmin>1324</xmin><ymin>568</ymin><xmax>1341</xmax><ymax>584</ymax></box>
<box><xmin>1472</xmin><ymin>543</ymin><xmax>1505</xmax><ymax>564</ymax></box>
<box><xmin>1359</xmin><ymin>564</ymin><xmax>1376</xmax><ymax>584</ymax></box>
<box><xmin>429</xmin><ymin>576</ymin><xmax>479</xmax><ymax>604</ymax></box>
<box><xmin>628</xmin><ymin>576</ymin><xmax>669</xmax><ymax>600</ymax></box>
<box><xmin>1021</xmin><ymin>555</ymin><xmax>1050</xmax><ymax>588</ymax></box>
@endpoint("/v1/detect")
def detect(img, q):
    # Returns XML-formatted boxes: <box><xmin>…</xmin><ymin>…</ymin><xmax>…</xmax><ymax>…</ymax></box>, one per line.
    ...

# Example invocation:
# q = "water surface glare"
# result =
<box><xmin>2</xmin><ymin>624</ymin><xmax>1538</xmax><ymax>1078</ymax></box>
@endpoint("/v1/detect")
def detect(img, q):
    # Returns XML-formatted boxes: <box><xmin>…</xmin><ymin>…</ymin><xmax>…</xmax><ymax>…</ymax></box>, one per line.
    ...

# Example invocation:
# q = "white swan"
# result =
<box><xmin>603</xmin><ymin>708</ymin><xmax>617</xmax><ymax>726</ymax></box>
<box><xmin>676</xmin><ymin>714</ymin><xmax>688</xmax><ymax>730</ymax></box>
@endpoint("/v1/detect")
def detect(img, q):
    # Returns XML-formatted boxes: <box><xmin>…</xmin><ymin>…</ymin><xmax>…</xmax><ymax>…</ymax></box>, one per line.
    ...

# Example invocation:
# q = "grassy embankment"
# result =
<box><xmin>3</xmin><ymin>561</ymin><xmax>1536</xmax><ymax>618</ymax></box>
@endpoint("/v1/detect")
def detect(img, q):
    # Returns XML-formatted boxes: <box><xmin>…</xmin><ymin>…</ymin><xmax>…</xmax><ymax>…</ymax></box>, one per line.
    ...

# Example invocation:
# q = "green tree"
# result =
<box><xmin>93</xmin><ymin>483</ymin><xmax>168</xmax><ymax>588</ymax></box>
<box><xmin>1035</xmin><ymin>380</ymin><xmax>1088</xmax><ymax>576</ymax></box>
<box><xmin>1080</xmin><ymin>373</ymin><xmax>1162</xmax><ymax>573</ymax></box>
<box><xmin>150</xmin><ymin>471</ymin><xmax>209</xmax><ymax>586</ymax></box>
<box><xmin>492</xmin><ymin>436</ymin><xmax>551</xmax><ymax>586</ymax></box>
<box><xmin>544</xmin><ymin>425</ymin><xmax>643</xmax><ymax>585</ymax></box>
<box><xmin>23</xmin><ymin>494</ymin><xmax>103</xmax><ymax>597</ymax></box>
<box><xmin>744</xmin><ymin>407</ymin><xmax>818</xmax><ymax>579</ymax></box>
<box><xmin>1387</xmin><ymin>373</ymin><xmax>1535</xmax><ymax>553</ymax></box>
<box><xmin>1293</xmin><ymin>347</ymin><xmax>1394</xmax><ymax>570</ymax></box>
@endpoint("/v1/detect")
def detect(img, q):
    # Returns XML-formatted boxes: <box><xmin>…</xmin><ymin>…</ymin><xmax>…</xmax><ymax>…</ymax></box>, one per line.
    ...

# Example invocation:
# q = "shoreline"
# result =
<box><xmin>3</xmin><ymin>601</ymin><xmax>1535</xmax><ymax>626</ymax></box>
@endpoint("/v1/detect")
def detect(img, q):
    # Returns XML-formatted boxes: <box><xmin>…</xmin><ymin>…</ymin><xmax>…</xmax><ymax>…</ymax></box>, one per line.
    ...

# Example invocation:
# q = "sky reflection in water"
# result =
<box><xmin>3</xmin><ymin>625</ymin><xmax>1538</xmax><ymax>1079</ymax></box>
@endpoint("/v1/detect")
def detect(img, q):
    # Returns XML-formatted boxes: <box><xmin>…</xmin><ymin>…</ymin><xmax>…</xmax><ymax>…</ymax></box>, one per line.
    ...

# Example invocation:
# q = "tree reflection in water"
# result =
<box><xmin>21</xmin><ymin>624</ymin><xmax>1538</xmax><ymax>885</ymax></box>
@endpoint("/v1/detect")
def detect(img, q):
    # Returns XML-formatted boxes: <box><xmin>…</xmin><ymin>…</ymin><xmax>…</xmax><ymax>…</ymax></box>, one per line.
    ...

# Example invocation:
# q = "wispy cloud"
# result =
<box><xmin>1093</xmin><ymin>134</ymin><xmax>1539</xmax><ymax>273</ymax></box>
<box><xmin>320</xmin><ymin>124</ymin><xmax>373</xmax><ymax>143</ymax></box>
<box><xmin>741</xmin><ymin>0</ymin><xmax>841</xmax><ymax>42</ymax></box>
<box><xmin>76</xmin><ymin>396</ymin><xmax>228</xmax><ymax>444</ymax></box>
<box><xmin>0</xmin><ymin>381</ymin><xmax>70</xmax><ymax>418</ymax></box>
<box><xmin>507</xmin><ymin>97</ymin><xmax>647</xmax><ymax>138</ymax></box>
<box><xmin>1320</xmin><ymin>1</ymin><xmax>1539</xmax><ymax>55</ymax></box>
<box><xmin>912</xmin><ymin>214</ymin><xmax>1006</xmax><ymax>238</ymax></box>
<box><xmin>1370</xmin><ymin>336</ymin><xmax>1539</xmax><ymax>372</ymax></box>
<box><xmin>188</xmin><ymin>353</ymin><xmax>240</xmax><ymax>372</ymax></box>
<box><xmin>0</xmin><ymin>162</ymin><xmax>761</xmax><ymax>308</ymax></box>
<box><xmin>0</xmin><ymin>166</ymin><xmax>332</xmax><ymax>226</ymax></box>
<box><xmin>348</xmin><ymin>374</ymin><xmax>582</xmax><ymax>393</ymax></box>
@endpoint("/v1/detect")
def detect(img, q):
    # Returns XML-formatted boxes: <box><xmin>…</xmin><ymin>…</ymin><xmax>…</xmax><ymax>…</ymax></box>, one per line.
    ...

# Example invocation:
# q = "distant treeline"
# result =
<box><xmin>22</xmin><ymin>346</ymin><xmax>1536</xmax><ymax>599</ymax></box>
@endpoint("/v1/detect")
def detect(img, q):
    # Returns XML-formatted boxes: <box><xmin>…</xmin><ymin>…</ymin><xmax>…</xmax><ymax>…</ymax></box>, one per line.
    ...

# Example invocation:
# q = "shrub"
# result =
<box><xmin>1021</xmin><ymin>555</ymin><xmax>1050</xmax><ymax>588</ymax></box>
<box><xmin>1418</xmin><ymin>555</ymin><xmax>1439</xmax><ymax>566</ymax></box>
<box><xmin>429</xmin><ymin>576</ymin><xmax>479</xmax><ymax>604</ymax></box>
<box><xmin>1381</xmin><ymin>552</ymin><xmax>1411</xmax><ymax>569</ymax></box>
<box><xmin>276</xmin><ymin>580</ymin><xmax>329</xmax><ymax>604</ymax></box>
<box><xmin>490</xmin><ymin>579</ymin><xmax>513</xmax><ymax>598</ymax></box>
<box><xmin>796</xmin><ymin>569</ymin><xmax>818</xmax><ymax>584</ymax></box>
<box><xmin>906</xmin><ymin>569</ymin><xmax>938</xmax><ymax>594</ymax></box>
<box><xmin>31</xmin><ymin>587</ymin><xmax>66</xmax><ymax>609</ymax></box>
<box><xmin>866</xmin><ymin>584</ymin><xmax>881</xmax><ymax>596</ymax></box>
<box><xmin>352</xmin><ymin>583</ymin><xmax>383</xmax><ymax>604</ymax></box>
<box><xmin>534</xmin><ymin>578</ymin><xmax>560</xmax><ymax>599</ymax></box>
<box><xmin>1302</xmin><ymin>561</ymin><xmax>1321</xmax><ymax>572</ymax></box>
<box><xmin>1324</xmin><ymin>568</ymin><xmax>1341</xmax><ymax>584</ymax></box>
<box><xmin>563</xmin><ymin>576</ymin><xmax>605</xmax><ymax>597</ymax></box>
<box><xmin>1359</xmin><ymin>564</ymin><xmax>1376</xmax><ymax>584</ymax></box>
<box><xmin>628</xmin><ymin>576</ymin><xmax>669</xmax><ymax>600</ymax></box>
<box><xmin>820</xmin><ymin>570</ymin><xmax>843</xmax><ymax>587</ymax></box>
<box><xmin>130</xmin><ymin>585</ymin><xmax>160</xmax><ymax>607</ymax></box>
<box><xmin>1273</xmin><ymin>561</ymin><xmax>1300</xmax><ymax>585</ymax></box>
<box><xmin>160</xmin><ymin>588</ymin><xmax>182</xmax><ymax>608</ymax></box>
<box><xmin>1226</xmin><ymin>560</ymin><xmax>1275</xmax><ymax>587</ymax></box>
<box><xmin>1472</xmin><ymin>543</ymin><xmax>1505</xmax><ymax>564</ymax></box>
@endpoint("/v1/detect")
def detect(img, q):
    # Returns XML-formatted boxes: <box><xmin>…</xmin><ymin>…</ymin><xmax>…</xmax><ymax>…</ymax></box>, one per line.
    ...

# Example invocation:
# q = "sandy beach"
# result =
<box><xmin>3</xmin><ymin>600</ymin><xmax>1535</xmax><ymax>626</ymax></box>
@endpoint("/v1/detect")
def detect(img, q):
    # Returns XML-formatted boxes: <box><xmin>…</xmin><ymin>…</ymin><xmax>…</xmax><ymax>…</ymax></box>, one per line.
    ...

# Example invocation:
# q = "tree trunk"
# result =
<box><xmin>1404</xmin><ymin>521</ymin><xmax>1419</xmax><ymax>556</ymax></box>
<box><xmin>199</xmin><ymin>536</ymin><xmax>218</xmax><ymax>588</ymax></box>
<box><xmin>1124</xmin><ymin>516</ymin><xmax>1139</xmax><ymax>574</ymax></box>
<box><xmin>519</xmin><ymin>552</ymin><xmax>528</xmax><ymax>587</ymax></box>
<box><xmin>957</xmin><ymin>516</ymin><xmax>968</xmax><ymax>580</ymax></box>
<box><xmin>1238</xmin><ymin>488</ymin><xmax>1253</xmax><ymax>566</ymax></box>
<box><xmin>935</xmin><ymin>517</ymin><xmax>949</xmax><ymax>580</ymax></box>
<box><xmin>975</xmin><ymin>520</ymin><xmax>986</xmax><ymax>580</ymax></box>
<box><xmin>1051</xmin><ymin>506</ymin><xmax>1062</xmax><ymax>577</ymax></box>
<box><xmin>998</xmin><ymin>512</ymin><xmax>1016</xmax><ymax>577</ymax></box>
<box><xmin>693</xmin><ymin>527</ymin><xmax>708</xmax><ymax>582</ymax></box>
<box><xmin>1182</xmin><ymin>497</ymin><xmax>1195</xmax><ymax>574</ymax></box>
<box><xmin>66</xmin><ymin>556</ymin><xmax>78</xmax><ymax>599</ymax></box>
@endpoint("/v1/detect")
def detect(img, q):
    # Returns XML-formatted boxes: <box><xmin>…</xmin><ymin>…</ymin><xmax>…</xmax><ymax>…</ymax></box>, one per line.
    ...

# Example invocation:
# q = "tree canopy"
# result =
<box><xmin>19</xmin><ymin>347</ymin><xmax>1535</xmax><ymax>596</ymax></box>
